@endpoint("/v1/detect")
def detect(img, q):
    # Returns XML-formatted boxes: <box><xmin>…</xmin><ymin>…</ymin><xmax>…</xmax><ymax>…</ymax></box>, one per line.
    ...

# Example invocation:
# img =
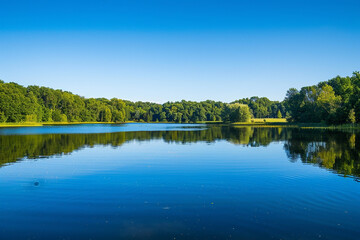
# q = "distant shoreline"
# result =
<box><xmin>0</xmin><ymin>119</ymin><xmax>283</xmax><ymax>128</ymax></box>
<box><xmin>1</xmin><ymin>119</ymin><xmax>359</xmax><ymax>130</ymax></box>
<box><xmin>0</xmin><ymin>121</ymin><xmax>133</xmax><ymax>128</ymax></box>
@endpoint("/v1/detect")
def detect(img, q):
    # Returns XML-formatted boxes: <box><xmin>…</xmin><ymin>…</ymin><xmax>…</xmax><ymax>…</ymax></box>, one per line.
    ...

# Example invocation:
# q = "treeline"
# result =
<box><xmin>0</xmin><ymin>81</ymin><xmax>127</xmax><ymax>123</ymax></box>
<box><xmin>1</xmin><ymin>71</ymin><xmax>359</xmax><ymax>124</ymax></box>
<box><xmin>0</xmin><ymin>80</ymin><xmax>285</xmax><ymax>123</ymax></box>
<box><xmin>232</xmin><ymin>96</ymin><xmax>286</xmax><ymax>118</ymax></box>
<box><xmin>284</xmin><ymin>72</ymin><xmax>360</xmax><ymax>124</ymax></box>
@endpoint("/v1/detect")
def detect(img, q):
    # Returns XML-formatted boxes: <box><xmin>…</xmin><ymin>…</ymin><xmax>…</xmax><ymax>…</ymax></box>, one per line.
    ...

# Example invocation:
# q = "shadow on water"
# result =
<box><xmin>0</xmin><ymin>125</ymin><xmax>359</xmax><ymax>181</ymax></box>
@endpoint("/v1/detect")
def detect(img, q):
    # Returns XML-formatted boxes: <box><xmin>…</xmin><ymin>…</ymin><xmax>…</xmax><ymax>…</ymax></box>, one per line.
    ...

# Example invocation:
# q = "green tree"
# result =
<box><xmin>98</xmin><ymin>107</ymin><xmax>112</xmax><ymax>122</ymax></box>
<box><xmin>317</xmin><ymin>84</ymin><xmax>341</xmax><ymax>122</ymax></box>
<box><xmin>348</xmin><ymin>109</ymin><xmax>356</xmax><ymax>125</ymax></box>
<box><xmin>60</xmin><ymin>114</ymin><xmax>68</xmax><ymax>122</ymax></box>
<box><xmin>25</xmin><ymin>114</ymin><xmax>37</xmax><ymax>122</ymax></box>
<box><xmin>159</xmin><ymin>112</ymin><xmax>167</xmax><ymax>122</ymax></box>
<box><xmin>52</xmin><ymin>109</ymin><xmax>62</xmax><ymax>122</ymax></box>
<box><xmin>222</xmin><ymin>103</ymin><xmax>251</xmax><ymax>123</ymax></box>
<box><xmin>0</xmin><ymin>111</ymin><xmax>6</xmax><ymax>122</ymax></box>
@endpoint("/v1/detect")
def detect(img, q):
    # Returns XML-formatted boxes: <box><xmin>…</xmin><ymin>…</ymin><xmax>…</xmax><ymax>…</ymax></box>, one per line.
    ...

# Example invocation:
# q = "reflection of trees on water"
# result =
<box><xmin>284</xmin><ymin>129</ymin><xmax>360</xmax><ymax>181</ymax></box>
<box><xmin>0</xmin><ymin>127</ymin><xmax>285</xmax><ymax>165</ymax></box>
<box><xmin>0</xmin><ymin>126</ymin><xmax>359</xmax><ymax>180</ymax></box>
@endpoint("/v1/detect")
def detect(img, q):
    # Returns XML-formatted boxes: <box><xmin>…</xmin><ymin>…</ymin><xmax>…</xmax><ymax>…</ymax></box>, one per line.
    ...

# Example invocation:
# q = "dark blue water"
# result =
<box><xmin>0</xmin><ymin>124</ymin><xmax>359</xmax><ymax>239</ymax></box>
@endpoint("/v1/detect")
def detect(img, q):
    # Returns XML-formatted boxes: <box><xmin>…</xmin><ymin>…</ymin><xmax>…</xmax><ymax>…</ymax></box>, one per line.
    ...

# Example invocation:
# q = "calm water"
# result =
<box><xmin>0</xmin><ymin>123</ymin><xmax>359</xmax><ymax>240</ymax></box>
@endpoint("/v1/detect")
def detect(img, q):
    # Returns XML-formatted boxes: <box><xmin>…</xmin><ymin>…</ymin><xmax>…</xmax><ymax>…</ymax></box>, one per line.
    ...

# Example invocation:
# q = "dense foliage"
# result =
<box><xmin>221</xmin><ymin>103</ymin><xmax>251</xmax><ymax>123</ymax></box>
<box><xmin>232</xmin><ymin>97</ymin><xmax>286</xmax><ymax>119</ymax></box>
<box><xmin>1</xmin><ymin>71</ymin><xmax>359</xmax><ymax>124</ymax></box>
<box><xmin>0</xmin><ymin>81</ymin><xmax>127</xmax><ymax>123</ymax></box>
<box><xmin>284</xmin><ymin>72</ymin><xmax>360</xmax><ymax>124</ymax></box>
<box><xmin>0</xmin><ymin>80</ymin><xmax>282</xmax><ymax>123</ymax></box>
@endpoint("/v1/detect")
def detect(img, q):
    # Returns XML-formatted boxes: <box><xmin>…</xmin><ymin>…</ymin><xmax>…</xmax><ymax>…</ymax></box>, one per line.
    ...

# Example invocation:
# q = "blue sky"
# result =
<box><xmin>0</xmin><ymin>0</ymin><xmax>359</xmax><ymax>102</ymax></box>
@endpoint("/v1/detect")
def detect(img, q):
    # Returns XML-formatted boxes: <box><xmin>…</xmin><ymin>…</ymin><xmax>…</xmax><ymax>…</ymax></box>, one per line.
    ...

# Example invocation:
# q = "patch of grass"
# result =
<box><xmin>297</xmin><ymin>123</ymin><xmax>360</xmax><ymax>129</ymax></box>
<box><xmin>0</xmin><ymin>122</ymin><xmax>43</xmax><ymax>127</ymax></box>
<box><xmin>254</xmin><ymin>118</ymin><xmax>287</xmax><ymax>123</ymax></box>
<box><xmin>42</xmin><ymin>122</ymin><xmax>116</xmax><ymax>125</ymax></box>
<box><xmin>232</xmin><ymin>118</ymin><xmax>287</xmax><ymax>125</ymax></box>
<box><xmin>195</xmin><ymin>121</ymin><xmax>223</xmax><ymax>124</ymax></box>
<box><xmin>0</xmin><ymin>121</ymin><xmax>133</xmax><ymax>128</ymax></box>
<box><xmin>230</xmin><ymin>120</ymin><xmax>360</xmax><ymax>131</ymax></box>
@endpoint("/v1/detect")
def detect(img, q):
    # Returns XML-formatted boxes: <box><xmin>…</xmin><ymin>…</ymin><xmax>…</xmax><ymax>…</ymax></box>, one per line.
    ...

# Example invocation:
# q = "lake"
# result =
<box><xmin>0</xmin><ymin>123</ymin><xmax>359</xmax><ymax>240</ymax></box>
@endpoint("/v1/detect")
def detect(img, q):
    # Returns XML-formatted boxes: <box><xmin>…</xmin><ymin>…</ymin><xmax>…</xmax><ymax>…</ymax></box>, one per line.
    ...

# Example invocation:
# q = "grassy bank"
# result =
<box><xmin>230</xmin><ymin>119</ymin><xmax>360</xmax><ymax>130</ymax></box>
<box><xmin>0</xmin><ymin>122</ymin><xmax>44</xmax><ymax>127</ymax></box>
<box><xmin>232</xmin><ymin>118</ymin><xmax>287</xmax><ymax>125</ymax></box>
<box><xmin>1</xmin><ymin>119</ymin><xmax>359</xmax><ymax>130</ymax></box>
<box><xmin>0</xmin><ymin>121</ymin><xmax>134</xmax><ymax>128</ymax></box>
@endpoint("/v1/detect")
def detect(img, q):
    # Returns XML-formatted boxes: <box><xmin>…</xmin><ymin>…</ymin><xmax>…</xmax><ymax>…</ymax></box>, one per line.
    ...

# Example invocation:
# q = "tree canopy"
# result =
<box><xmin>1</xmin><ymin>71</ymin><xmax>359</xmax><ymax>125</ymax></box>
<box><xmin>0</xmin><ymin>81</ymin><xmax>255</xmax><ymax>123</ymax></box>
<box><xmin>284</xmin><ymin>72</ymin><xmax>360</xmax><ymax>124</ymax></box>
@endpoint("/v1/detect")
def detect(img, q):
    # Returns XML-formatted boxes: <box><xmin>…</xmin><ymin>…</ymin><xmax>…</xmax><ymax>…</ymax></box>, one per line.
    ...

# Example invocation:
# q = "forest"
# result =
<box><xmin>0</xmin><ymin>71</ymin><xmax>359</xmax><ymax>124</ymax></box>
<box><xmin>285</xmin><ymin>72</ymin><xmax>360</xmax><ymax>124</ymax></box>
<box><xmin>0</xmin><ymin>80</ymin><xmax>284</xmax><ymax>123</ymax></box>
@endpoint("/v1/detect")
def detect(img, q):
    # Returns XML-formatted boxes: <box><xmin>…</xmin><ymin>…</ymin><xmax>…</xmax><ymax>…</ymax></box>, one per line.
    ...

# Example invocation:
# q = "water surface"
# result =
<box><xmin>0</xmin><ymin>123</ymin><xmax>359</xmax><ymax>240</ymax></box>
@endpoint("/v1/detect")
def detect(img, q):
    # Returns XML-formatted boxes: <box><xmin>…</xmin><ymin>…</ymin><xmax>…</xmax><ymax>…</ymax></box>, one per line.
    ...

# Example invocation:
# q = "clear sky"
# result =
<box><xmin>0</xmin><ymin>0</ymin><xmax>359</xmax><ymax>103</ymax></box>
